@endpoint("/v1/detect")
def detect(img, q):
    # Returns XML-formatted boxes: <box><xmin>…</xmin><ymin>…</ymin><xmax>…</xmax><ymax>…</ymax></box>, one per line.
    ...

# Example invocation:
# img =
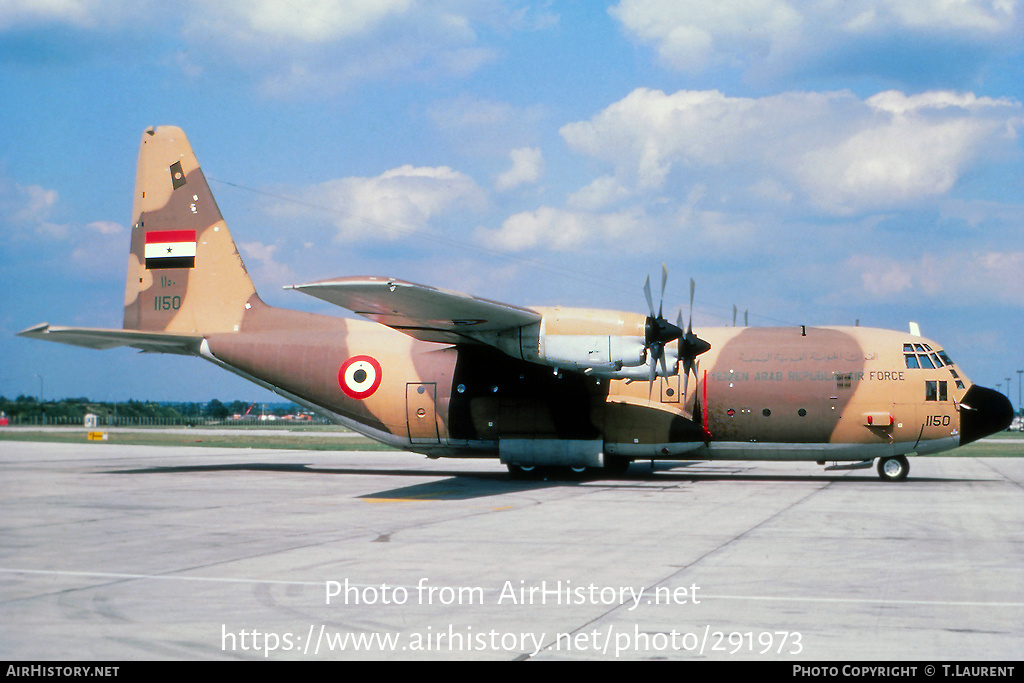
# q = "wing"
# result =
<box><xmin>286</xmin><ymin>277</ymin><xmax>542</xmax><ymax>344</ymax></box>
<box><xmin>17</xmin><ymin>323</ymin><xmax>202</xmax><ymax>355</ymax></box>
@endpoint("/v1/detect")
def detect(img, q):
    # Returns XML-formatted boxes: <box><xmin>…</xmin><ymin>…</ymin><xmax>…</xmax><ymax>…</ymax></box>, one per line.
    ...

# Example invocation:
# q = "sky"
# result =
<box><xmin>1</xmin><ymin>0</ymin><xmax>1022</xmax><ymax>405</ymax></box>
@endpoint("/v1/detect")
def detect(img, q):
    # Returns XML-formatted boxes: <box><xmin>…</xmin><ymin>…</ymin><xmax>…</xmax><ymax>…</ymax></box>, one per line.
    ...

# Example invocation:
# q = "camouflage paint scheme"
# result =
<box><xmin>20</xmin><ymin>127</ymin><xmax>1014</xmax><ymax>480</ymax></box>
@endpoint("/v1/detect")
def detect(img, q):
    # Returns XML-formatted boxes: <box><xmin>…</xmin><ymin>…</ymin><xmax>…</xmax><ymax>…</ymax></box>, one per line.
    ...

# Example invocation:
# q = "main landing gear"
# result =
<box><xmin>506</xmin><ymin>457</ymin><xmax>632</xmax><ymax>480</ymax></box>
<box><xmin>876</xmin><ymin>455</ymin><xmax>909</xmax><ymax>482</ymax></box>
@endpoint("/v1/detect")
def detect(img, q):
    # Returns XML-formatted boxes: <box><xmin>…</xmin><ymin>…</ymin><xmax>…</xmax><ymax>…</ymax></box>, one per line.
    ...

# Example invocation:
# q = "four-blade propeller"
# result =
<box><xmin>642</xmin><ymin>264</ymin><xmax>711</xmax><ymax>398</ymax></box>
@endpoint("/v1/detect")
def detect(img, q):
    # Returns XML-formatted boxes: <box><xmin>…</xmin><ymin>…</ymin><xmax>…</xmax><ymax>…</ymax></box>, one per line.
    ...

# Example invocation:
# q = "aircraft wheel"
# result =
<box><xmin>539</xmin><ymin>465</ymin><xmax>590</xmax><ymax>481</ymax></box>
<box><xmin>602</xmin><ymin>457</ymin><xmax>632</xmax><ymax>477</ymax></box>
<box><xmin>876</xmin><ymin>455</ymin><xmax>909</xmax><ymax>482</ymax></box>
<box><xmin>506</xmin><ymin>463</ymin><xmax>540</xmax><ymax>479</ymax></box>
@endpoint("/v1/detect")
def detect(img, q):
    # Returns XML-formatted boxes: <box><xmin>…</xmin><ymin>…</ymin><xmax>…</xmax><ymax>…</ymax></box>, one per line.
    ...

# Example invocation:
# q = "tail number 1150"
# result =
<box><xmin>154</xmin><ymin>295</ymin><xmax>181</xmax><ymax>311</ymax></box>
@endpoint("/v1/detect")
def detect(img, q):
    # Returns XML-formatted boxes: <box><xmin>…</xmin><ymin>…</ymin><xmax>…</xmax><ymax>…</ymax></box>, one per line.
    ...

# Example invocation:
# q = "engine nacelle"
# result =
<box><xmin>542</xmin><ymin>334</ymin><xmax>644</xmax><ymax>369</ymax></box>
<box><xmin>473</xmin><ymin>308</ymin><xmax>679</xmax><ymax>379</ymax></box>
<box><xmin>544</xmin><ymin>335</ymin><xmax>681</xmax><ymax>379</ymax></box>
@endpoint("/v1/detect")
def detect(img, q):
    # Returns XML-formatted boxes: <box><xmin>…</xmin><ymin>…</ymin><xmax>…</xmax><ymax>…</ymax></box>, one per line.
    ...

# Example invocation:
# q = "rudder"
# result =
<box><xmin>123</xmin><ymin>126</ymin><xmax>259</xmax><ymax>334</ymax></box>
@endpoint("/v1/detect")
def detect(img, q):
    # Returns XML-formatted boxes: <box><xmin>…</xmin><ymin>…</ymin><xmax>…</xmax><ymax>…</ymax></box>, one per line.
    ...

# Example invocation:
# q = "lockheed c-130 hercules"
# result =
<box><xmin>19</xmin><ymin>127</ymin><xmax>1014</xmax><ymax>481</ymax></box>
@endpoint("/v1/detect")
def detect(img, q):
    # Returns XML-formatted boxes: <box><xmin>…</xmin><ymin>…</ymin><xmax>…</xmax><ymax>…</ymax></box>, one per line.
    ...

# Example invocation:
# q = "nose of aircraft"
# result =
<box><xmin>960</xmin><ymin>385</ymin><xmax>1015</xmax><ymax>445</ymax></box>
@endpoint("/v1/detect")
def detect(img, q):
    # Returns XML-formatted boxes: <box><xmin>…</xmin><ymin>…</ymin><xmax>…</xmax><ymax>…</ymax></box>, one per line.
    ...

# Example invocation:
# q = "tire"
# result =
<box><xmin>876</xmin><ymin>455</ymin><xmax>909</xmax><ymax>482</ymax></box>
<box><xmin>506</xmin><ymin>463</ymin><xmax>539</xmax><ymax>479</ymax></box>
<box><xmin>557</xmin><ymin>465</ymin><xmax>595</xmax><ymax>481</ymax></box>
<box><xmin>602</xmin><ymin>457</ymin><xmax>632</xmax><ymax>477</ymax></box>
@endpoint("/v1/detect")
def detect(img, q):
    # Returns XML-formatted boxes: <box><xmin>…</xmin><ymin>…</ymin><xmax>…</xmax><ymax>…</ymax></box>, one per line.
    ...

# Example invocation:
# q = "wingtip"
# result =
<box><xmin>16</xmin><ymin>322</ymin><xmax>50</xmax><ymax>337</ymax></box>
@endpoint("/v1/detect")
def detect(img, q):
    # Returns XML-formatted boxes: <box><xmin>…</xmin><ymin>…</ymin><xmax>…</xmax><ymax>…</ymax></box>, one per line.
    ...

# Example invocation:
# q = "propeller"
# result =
<box><xmin>642</xmin><ymin>264</ymin><xmax>712</xmax><ymax>398</ymax></box>
<box><xmin>643</xmin><ymin>264</ymin><xmax>682</xmax><ymax>394</ymax></box>
<box><xmin>678</xmin><ymin>278</ymin><xmax>712</xmax><ymax>400</ymax></box>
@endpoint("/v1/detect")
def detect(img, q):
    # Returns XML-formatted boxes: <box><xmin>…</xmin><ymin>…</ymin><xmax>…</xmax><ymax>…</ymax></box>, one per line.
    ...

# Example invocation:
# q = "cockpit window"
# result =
<box><xmin>905</xmin><ymin>345</ymin><xmax>957</xmax><ymax>370</ymax></box>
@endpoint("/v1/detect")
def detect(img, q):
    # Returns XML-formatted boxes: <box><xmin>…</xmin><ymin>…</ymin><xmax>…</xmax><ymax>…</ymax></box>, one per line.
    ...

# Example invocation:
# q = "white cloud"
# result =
<box><xmin>69</xmin><ymin>225</ymin><xmax>127</xmax><ymax>278</ymax></box>
<box><xmin>495</xmin><ymin>147</ymin><xmax>544</xmax><ymax>191</ymax></box>
<box><xmin>0</xmin><ymin>0</ymin><xmax>113</xmax><ymax>29</ymax></box>
<box><xmin>427</xmin><ymin>95</ymin><xmax>547</xmax><ymax>154</ymax></box>
<box><xmin>560</xmin><ymin>87</ymin><xmax>1021</xmax><ymax>215</ymax></box>
<box><xmin>610</xmin><ymin>0</ymin><xmax>802</xmax><ymax>73</ymax></box>
<box><xmin>0</xmin><ymin>175</ymin><xmax>66</xmax><ymax>238</ymax></box>
<box><xmin>239</xmin><ymin>241</ymin><xmax>295</xmax><ymax>285</ymax></box>
<box><xmin>183</xmin><ymin>1</ymin><xmax>521</xmax><ymax>96</ymax></box>
<box><xmin>610</xmin><ymin>0</ymin><xmax>1022</xmax><ymax>80</ymax></box>
<box><xmin>170</xmin><ymin>51</ymin><xmax>203</xmax><ymax>79</ymax></box>
<box><xmin>843</xmin><ymin>0</ymin><xmax>1018</xmax><ymax>33</ymax></box>
<box><xmin>797</xmin><ymin>118</ymin><xmax>987</xmax><ymax>212</ymax></box>
<box><xmin>850</xmin><ymin>254</ymin><xmax>915</xmax><ymax>296</ymax></box>
<box><xmin>939</xmin><ymin>198</ymin><xmax>1023</xmax><ymax>230</ymax></box>
<box><xmin>567</xmin><ymin>175</ymin><xmax>634</xmax><ymax>210</ymax></box>
<box><xmin>10</xmin><ymin>184</ymin><xmax>57</xmax><ymax>224</ymax></box>
<box><xmin>0</xmin><ymin>1</ymin><xmax>528</xmax><ymax>96</ymax></box>
<box><xmin>85</xmin><ymin>220</ymin><xmax>123</xmax><ymax>235</ymax></box>
<box><xmin>193</xmin><ymin>0</ymin><xmax>413</xmax><ymax>45</ymax></box>
<box><xmin>561</xmin><ymin>88</ymin><xmax>763</xmax><ymax>191</ymax></box>
<box><xmin>0</xmin><ymin>174</ymin><xmax>129</xmax><ymax>276</ymax></box>
<box><xmin>276</xmin><ymin>165</ymin><xmax>486</xmax><ymax>242</ymax></box>
<box><xmin>849</xmin><ymin>251</ymin><xmax>1024</xmax><ymax>307</ymax></box>
<box><xmin>867</xmin><ymin>90</ymin><xmax>1019</xmax><ymax>116</ymax></box>
<box><xmin>475</xmin><ymin>206</ymin><xmax>643</xmax><ymax>252</ymax></box>
<box><xmin>0</xmin><ymin>0</ymin><xmax>414</xmax><ymax>42</ymax></box>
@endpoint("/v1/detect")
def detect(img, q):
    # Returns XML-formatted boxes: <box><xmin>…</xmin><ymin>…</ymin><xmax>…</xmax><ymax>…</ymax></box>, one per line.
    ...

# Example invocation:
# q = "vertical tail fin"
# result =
<box><xmin>123</xmin><ymin>126</ymin><xmax>258</xmax><ymax>334</ymax></box>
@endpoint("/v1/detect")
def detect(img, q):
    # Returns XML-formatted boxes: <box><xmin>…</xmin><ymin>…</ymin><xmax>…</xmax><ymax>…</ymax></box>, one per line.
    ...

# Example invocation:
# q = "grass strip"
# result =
<box><xmin>0</xmin><ymin>429</ymin><xmax>398</xmax><ymax>451</ymax></box>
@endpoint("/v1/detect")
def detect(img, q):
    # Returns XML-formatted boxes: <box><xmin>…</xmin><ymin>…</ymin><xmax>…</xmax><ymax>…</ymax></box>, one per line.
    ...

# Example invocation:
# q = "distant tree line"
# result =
<box><xmin>0</xmin><ymin>395</ymin><xmax>311</xmax><ymax>424</ymax></box>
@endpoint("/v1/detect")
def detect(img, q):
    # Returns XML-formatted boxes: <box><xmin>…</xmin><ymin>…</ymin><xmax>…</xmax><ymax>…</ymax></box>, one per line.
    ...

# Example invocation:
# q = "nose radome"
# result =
<box><xmin>960</xmin><ymin>385</ymin><xmax>1015</xmax><ymax>445</ymax></box>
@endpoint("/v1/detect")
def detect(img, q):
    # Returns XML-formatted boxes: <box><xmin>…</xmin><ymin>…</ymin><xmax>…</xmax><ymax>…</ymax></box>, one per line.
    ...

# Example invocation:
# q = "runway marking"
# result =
<box><xmin>361</xmin><ymin>495</ymin><xmax>449</xmax><ymax>503</ymax></box>
<box><xmin>0</xmin><ymin>567</ymin><xmax>322</xmax><ymax>587</ymax></box>
<box><xmin>698</xmin><ymin>593</ymin><xmax>1024</xmax><ymax>608</ymax></box>
<box><xmin>4</xmin><ymin>568</ymin><xmax>1024</xmax><ymax>609</ymax></box>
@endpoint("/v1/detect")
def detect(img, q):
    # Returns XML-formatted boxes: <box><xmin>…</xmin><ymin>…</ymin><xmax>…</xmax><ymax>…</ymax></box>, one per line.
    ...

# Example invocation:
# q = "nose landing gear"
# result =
<box><xmin>876</xmin><ymin>455</ymin><xmax>909</xmax><ymax>481</ymax></box>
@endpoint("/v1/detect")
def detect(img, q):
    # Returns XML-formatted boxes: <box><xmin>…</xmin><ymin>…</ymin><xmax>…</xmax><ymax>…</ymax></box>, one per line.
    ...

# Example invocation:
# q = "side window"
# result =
<box><xmin>925</xmin><ymin>381</ymin><xmax>948</xmax><ymax>402</ymax></box>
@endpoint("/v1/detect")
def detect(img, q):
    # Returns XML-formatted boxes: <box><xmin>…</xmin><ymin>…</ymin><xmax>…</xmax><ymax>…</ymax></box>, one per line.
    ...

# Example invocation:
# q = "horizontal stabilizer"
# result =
<box><xmin>17</xmin><ymin>323</ymin><xmax>202</xmax><ymax>355</ymax></box>
<box><xmin>287</xmin><ymin>277</ymin><xmax>541</xmax><ymax>344</ymax></box>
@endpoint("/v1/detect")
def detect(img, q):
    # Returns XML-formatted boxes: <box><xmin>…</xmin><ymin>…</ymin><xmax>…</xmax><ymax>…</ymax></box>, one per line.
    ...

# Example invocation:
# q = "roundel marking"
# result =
<box><xmin>338</xmin><ymin>355</ymin><xmax>383</xmax><ymax>399</ymax></box>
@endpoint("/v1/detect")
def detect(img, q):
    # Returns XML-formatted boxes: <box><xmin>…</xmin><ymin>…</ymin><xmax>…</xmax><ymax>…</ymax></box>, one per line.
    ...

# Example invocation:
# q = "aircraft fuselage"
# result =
<box><xmin>198</xmin><ymin>299</ymin><xmax>1001</xmax><ymax>468</ymax></box>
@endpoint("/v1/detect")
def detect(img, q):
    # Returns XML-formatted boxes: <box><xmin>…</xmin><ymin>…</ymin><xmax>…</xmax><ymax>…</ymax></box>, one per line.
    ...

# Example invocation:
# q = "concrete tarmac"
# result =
<box><xmin>1</xmin><ymin>440</ymin><xmax>1022</xmax><ymax>661</ymax></box>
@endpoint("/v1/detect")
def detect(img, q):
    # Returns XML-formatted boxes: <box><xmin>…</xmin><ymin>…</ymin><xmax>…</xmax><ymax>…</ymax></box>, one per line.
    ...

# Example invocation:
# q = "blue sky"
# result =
<box><xmin>2</xmin><ymin>0</ymin><xmax>1022</xmax><ymax>404</ymax></box>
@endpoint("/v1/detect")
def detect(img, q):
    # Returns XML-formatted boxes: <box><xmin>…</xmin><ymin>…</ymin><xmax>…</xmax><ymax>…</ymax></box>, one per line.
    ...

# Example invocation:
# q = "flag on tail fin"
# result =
<box><xmin>145</xmin><ymin>230</ymin><xmax>196</xmax><ymax>269</ymax></box>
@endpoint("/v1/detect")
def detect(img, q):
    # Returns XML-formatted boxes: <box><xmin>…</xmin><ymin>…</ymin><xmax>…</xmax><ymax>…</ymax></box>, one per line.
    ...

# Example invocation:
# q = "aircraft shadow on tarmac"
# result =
<box><xmin>103</xmin><ymin>461</ymin><xmax>974</xmax><ymax>501</ymax></box>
